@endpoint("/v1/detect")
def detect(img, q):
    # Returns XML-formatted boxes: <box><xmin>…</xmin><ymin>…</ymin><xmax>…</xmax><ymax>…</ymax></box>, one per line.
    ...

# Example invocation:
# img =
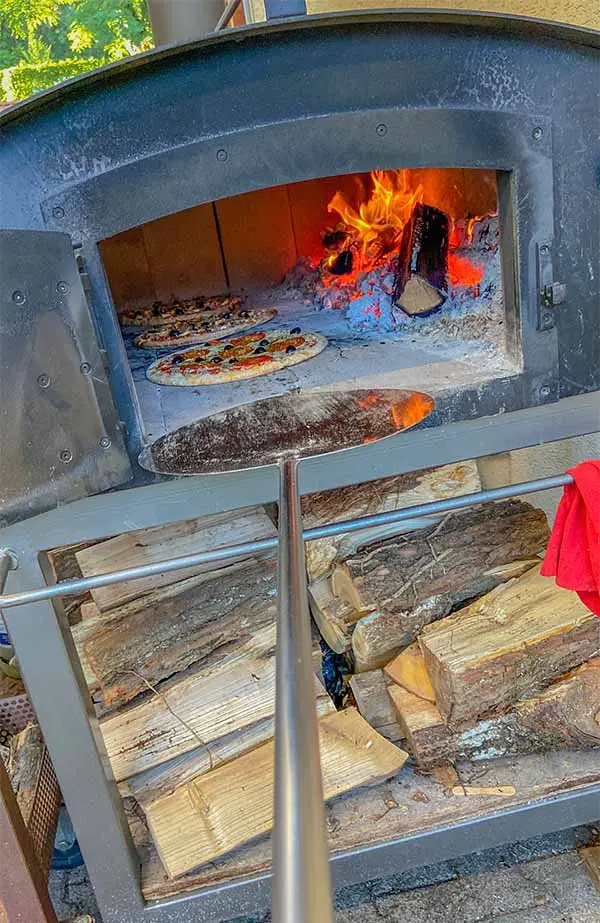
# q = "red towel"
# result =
<box><xmin>540</xmin><ymin>460</ymin><xmax>600</xmax><ymax>616</ymax></box>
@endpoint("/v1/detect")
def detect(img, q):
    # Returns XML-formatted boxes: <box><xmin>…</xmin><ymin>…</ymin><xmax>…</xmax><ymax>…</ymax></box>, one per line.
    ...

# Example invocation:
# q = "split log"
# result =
<box><xmin>301</xmin><ymin>460</ymin><xmax>481</xmax><ymax>583</ymax></box>
<box><xmin>122</xmin><ymin>699</ymin><xmax>334</xmax><ymax>806</ymax></box>
<box><xmin>308</xmin><ymin>575</ymin><xmax>361</xmax><ymax>653</ymax></box>
<box><xmin>384</xmin><ymin>643</ymin><xmax>435</xmax><ymax>702</ymax></box>
<box><xmin>393</xmin><ymin>203</ymin><xmax>449</xmax><ymax>317</ymax></box>
<box><xmin>8</xmin><ymin>723</ymin><xmax>45</xmax><ymax>827</ymax></box>
<box><xmin>144</xmin><ymin>707</ymin><xmax>408</xmax><ymax>878</ymax></box>
<box><xmin>75</xmin><ymin>506</ymin><xmax>276</xmax><ymax>612</ymax></box>
<box><xmin>84</xmin><ymin>559</ymin><xmax>277</xmax><ymax>711</ymax></box>
<box><xmin>100</xmin><ymin>623</ymin><xmax>331</xmax><ymax>782</ymax></box>
<box><xmin>45</xmin><ymin>541</ymin><xmax>98</xmax><ymax>620</ymax></box>
<box><xmin>420</xmin><ymin>565</ymin><xmax>600</xmax><ymax>729</ymax></box>
<box><xmin>340</xmin><ymin>499</ymin><xmax>549</xmax><ymax>671</ymax></box>
<box><xmin>390</xmin><ymin>657</ymin><xmax>600</xmax><ymax>769</ymax></box>
<box><xmin>349</xmin><ymin>669</ymin><xmax>404</xmax><ymax>742</ymax></box>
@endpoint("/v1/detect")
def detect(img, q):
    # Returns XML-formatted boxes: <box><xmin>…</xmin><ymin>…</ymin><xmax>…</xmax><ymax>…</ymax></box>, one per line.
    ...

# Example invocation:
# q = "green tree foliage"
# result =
<box><xmin>0</xmin><ymin>0</ymin><xmax>152</xmax><ymax>98</ymax></box>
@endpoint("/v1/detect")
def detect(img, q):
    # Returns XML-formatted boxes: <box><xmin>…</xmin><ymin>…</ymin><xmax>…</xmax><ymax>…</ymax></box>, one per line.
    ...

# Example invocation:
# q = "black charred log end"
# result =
<box><xmin>329</xmin><ymin>249</ymin><xmax>354</xmax><ymax>276</ymax></box>
<box><xmin>394</xmin><ymin>203</ymin><xmax>449</xmax><ymax>317</ymax></box>
<box><xmin>322</xmin><ymin>228</ymin><xmax>348</xmax><ymax>248</ymax></box>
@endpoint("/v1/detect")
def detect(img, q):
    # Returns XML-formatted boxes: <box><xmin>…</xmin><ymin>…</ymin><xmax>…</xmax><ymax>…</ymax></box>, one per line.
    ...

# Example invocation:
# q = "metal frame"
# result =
<box><xmin>0</xmin><ymin>11</ymin><xmax>599</xmax><ymax>922</ymax></box>
<box><xmin>1</xmin><ymin>394</ymin><xmax>600</xmax><ymax>923</ymax></box>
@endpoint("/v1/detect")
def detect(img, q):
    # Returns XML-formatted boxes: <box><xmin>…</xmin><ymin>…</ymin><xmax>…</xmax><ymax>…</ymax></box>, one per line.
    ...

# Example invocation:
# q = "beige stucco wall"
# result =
<box><xmin>249</xmin><ymin>0</ymin><xmax>599</xmax><ymax>30</ymax></box>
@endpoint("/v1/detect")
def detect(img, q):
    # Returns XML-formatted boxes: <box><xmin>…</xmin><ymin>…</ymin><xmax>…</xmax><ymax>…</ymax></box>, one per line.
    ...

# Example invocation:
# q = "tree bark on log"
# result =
<box><xmin>342</xmin><ymin>500</ymin><xmax>548</xmax><ymax>672</ymax></box>
<box><xmin>301</xmin><ymin>461</ymin><xmax>480</xmax><ymax>583</ymax></box>
<box><xmin>8</xmin><ymin>723</ymin><xmax>44</xmax><ymax>827</ymax></box>
<box><xmin>420</xmin><ymin>565</ymin><xmax>600</xmax><ymax>730</ymax></box>
<box><xmin>390</xmin><ymin>657</ymin><xmax>600</xmax><ymax>769</ymax></box>
<box><xmin>84</xmin><ymin>559</ymin><xmax>277</xmax><ymax>712</ymax></box>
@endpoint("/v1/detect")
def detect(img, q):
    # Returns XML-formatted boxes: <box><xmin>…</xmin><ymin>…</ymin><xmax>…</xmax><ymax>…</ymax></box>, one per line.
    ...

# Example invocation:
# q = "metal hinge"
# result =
<box><xmin>73</xmin><ymin>243</ymin><xmax>92</xmax><ymax>296</ymax></box>
<box><xmin>536</xmin><ymin>243</ymin><xmax>565</xmax><ymax>331</ymax></box>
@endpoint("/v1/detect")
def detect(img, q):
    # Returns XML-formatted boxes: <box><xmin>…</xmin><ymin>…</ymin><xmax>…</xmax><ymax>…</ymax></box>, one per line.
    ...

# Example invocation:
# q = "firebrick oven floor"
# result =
<box><xmin>125</xmin><ymin>295</ymin><xmax>516</xmax><ymax>443</ymax></box>
<box><xmin>125</xmin><ymin>748</ymin><xmax>600</xmax><ymax>903</ymax></box>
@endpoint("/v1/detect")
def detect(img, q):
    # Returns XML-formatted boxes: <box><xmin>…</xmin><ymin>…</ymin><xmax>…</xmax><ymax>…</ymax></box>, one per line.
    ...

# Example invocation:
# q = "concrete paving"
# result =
<box><xmin>49</xmin><ymin>827</ymin><xmax>600</xmax><ymax>923</ymax></box>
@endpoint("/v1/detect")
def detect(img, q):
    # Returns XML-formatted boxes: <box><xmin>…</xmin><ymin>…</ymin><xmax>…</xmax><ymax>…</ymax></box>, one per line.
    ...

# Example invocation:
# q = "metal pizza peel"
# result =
<box><xmin>139</xmin><ymin>387</ymin><xmax>435</xmax><ymax>923</ymax></box>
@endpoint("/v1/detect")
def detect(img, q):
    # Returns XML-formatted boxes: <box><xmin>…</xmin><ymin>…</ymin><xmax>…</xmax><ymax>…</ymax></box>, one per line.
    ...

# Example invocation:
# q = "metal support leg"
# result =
<box><xmin>273</xmin><ymin>458</ymin><xmax>334</xmax><ymax>923</ymax></box>
<box><xmin>0</xmin><ymin>552</ymin><xmax>144</xmax><ymax>923</ymax></box>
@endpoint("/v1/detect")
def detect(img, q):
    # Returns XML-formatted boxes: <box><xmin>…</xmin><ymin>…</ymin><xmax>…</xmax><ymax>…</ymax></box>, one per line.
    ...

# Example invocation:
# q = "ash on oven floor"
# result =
<box><xmin>49</xmin><ymin>827</ymin><xmax>600</xmax><ymax>922</ymax></box>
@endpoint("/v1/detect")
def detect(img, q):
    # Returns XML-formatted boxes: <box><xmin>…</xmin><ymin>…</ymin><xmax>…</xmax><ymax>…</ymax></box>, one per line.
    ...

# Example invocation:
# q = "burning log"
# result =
<box><xmin>390</xmin><ymin>657</ymin><xmax>600</xmax><ymax>770</ymax></box>
<box><xmin>393</xmin><ymin>203</ymin><xmax>449</xmax><ymax>317</ymax></box>
<box><xmin>419</xmin><ymin>565</ymin><xmax>600</xmax><ymax>730</ymax></box>
<box><xmin>329</xmin><ymin>249</ymin><xmax>353</xmax><ymax>275</ymax></box>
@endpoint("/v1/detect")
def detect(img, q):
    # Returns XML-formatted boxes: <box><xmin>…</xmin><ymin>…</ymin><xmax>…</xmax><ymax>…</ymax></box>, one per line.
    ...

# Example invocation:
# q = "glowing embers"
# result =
<box><xmin>302</xmin><ymin>169</ymin><xmax>498</xmax><ymax>332</ymax></box>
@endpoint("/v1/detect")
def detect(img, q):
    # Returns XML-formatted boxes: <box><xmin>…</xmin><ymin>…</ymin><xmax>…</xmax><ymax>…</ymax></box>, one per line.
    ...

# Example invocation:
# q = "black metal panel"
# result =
<box><xmin>0</xmin><ymin>231</ymin><xmax>132</xmax><ymax>524</ymax></box>
<box><xmin>0</xmin><ymin>12</ymin><xmax>598</xmax><ymax>453</ymax></box>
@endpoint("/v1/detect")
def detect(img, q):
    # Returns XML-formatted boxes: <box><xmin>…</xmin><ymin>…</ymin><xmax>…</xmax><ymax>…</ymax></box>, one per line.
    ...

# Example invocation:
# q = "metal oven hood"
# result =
<box><xmin>0</xmin><ymin>12</ymin><xmax>599</xmax><ymax>524</ymax></box>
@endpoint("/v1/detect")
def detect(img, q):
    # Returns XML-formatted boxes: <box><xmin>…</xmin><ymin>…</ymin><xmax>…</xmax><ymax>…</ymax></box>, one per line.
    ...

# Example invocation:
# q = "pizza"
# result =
<box><xmin>146</xmin><ymin>328</ymin><xmax>328</xmax><ymax>386</ymax></box>
<box><xmin>120</xmin><ymin>294</ymin><xmax>244</xmax><ymax>328</ymax></box>
<box><xmin>134</xmin><ymin>308</ymin><xmax>277</xmax><ymax>350</ymax></box>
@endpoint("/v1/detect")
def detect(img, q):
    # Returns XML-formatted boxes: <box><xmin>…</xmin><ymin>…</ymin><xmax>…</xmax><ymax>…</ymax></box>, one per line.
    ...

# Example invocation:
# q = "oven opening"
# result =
<box><xmin>98</xmin><ymin>168</ymin><xmax>519</xmax><ymax>443</ymax></box>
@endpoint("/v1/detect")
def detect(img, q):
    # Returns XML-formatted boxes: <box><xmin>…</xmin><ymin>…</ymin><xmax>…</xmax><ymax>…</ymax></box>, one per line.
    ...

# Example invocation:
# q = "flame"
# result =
<box><xmin>391</xmin><ymin>392</ymin><xmax>435</xmax><ymax>430</ymax></box>
<box><xmin>327</xmin><ymin>170</ymin><xmax>424</xmax><ymax>273</ymax></box>
<box><xmin>448</xmin><ymin>252</ymin><xmax>484</xmax><ymax>288</ymax></box>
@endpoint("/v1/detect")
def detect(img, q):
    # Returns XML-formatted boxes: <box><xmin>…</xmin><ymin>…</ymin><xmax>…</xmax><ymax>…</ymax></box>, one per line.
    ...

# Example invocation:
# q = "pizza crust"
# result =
<box><xmin>146</xmin><ymin>329</ymin><xmax>328</xmax><ymax>386</ymax></box>
<box><xmin>134</xmin><ymin>309</ymin><xmax>277</xmax><ymax>350</ymax></box>
<box><xmin>120</xmin><ymin>295</ymin><xmax>244</xmax><ymax>328</ymax></box>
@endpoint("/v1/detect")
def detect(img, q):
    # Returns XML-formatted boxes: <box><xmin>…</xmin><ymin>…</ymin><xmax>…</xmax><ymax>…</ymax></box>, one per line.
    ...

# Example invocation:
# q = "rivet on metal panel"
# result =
<box><xmin>99</xmin><ymin>436</ymin><xmax>112</xmax><ymax>449</ymax></box>
<box><xmin>80</xmin><ymin>362</ymin><xmax>92</xmax><ymax>374</ymax></box>
<box><xmin>216</xmin><ymin>149</ymin><xmax>228</xmax><ymax>162</ymax></box>
<box><xmin>59</xmin><ymin>450</ymin><xmax>73</xmax><ymax>464</ymax></box>
<box><xmin>11</xmin><ymin>290</ymin><xmax>26</xmax><ymax>304</ymax></box>
<box><xmin>0</xmin><ymin>549</ymin><xmax>18</xmax><ymax>571</ymax></box>
<box><xmin>37</xmin><ymin>374</ymin><xmax>50</xmax><ymax>389</ymax></box>
<box><xmin>532</xmin><ymin>126</ymin><xmax>544</xmax><ymax>141</ymax></box>
<box><xmin>56</xmin><ymin>281</ymin><xmax>70</xmax><ymax>295</ymax></box>
<box><xmin>376</xmin><ymin>123</ymin><xmax>388</xmax><ymax>136</ymax></box>
<box><xmin>52</xmin><ymin>206</ymin><xmax>65</xmax><ymax>219</ymax></box>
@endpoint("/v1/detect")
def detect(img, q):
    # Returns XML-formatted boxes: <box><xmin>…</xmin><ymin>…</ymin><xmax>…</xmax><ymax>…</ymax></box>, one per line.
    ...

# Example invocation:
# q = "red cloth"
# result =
<box><xmin>540</xmin><ymin>460</ymin><xmax>600</xmax><ymax>616</ymax></box>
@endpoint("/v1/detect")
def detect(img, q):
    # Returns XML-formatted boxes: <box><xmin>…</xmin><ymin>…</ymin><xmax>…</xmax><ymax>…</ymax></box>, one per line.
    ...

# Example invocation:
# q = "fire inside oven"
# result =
<box><xmin>98</xmin><ymin>168</ymin><xmax>516</xmax><ymax>440</ymax></box>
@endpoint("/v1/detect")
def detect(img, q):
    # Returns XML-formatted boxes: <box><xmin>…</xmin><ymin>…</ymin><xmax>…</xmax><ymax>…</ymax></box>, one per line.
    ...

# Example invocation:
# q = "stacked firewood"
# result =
<box><xmin>312</xmin><ymin>485</ymin><xmax>600</xmax><ymax>772</ymax></box>
<box><xmin>45</xmin><ymin>462</ymin><xmax>600</xmax><ymax>883</ymax></box>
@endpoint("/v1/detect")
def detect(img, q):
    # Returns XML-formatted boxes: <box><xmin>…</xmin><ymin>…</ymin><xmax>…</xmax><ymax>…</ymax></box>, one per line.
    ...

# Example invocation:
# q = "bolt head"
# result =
<box><xmin>59</xmin><ymin>449</ymin><xmax>73</xmax><ymax>463</ymax></box>
<box><xmin>99</xmin><ymin>436</ymin><xmax>112</xmax><ymax>449</ymax></box>
<box><xmin>532</xmin><ymin>126</ymin><xmax>544</xmax><ymax>141</ymax></box>
<box><xmin>216</xmin><ymin>149</ymin><xmax>228</xmax><ymax>162</ymax></box>
<box><xmin>12</xmin><ymin>290</ymin><xmax>25</xmax><ymax>304</ymax></box>
<box><xmin>376</xmin><ymin>123</ymin><xmax>388</xmax><ymax>136</ymax></box>
<box><xmin>37</xmin><ymin>373</ymin><xmax>50</xmax><ymax>389</ymax></box>
<box><xmin>80</xmin><ymin>361</ymin><xmax>92</xmax><ymax>374</ymax></box>
<box><xmin>52</xmin><ymin>206</ymin><xmax>65</xmax><ymax>219</ymax></box>
<box><xmin>56</xmin><ymin>281</ymin><xmax>70</xmax><ymax>295</ymax></box>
